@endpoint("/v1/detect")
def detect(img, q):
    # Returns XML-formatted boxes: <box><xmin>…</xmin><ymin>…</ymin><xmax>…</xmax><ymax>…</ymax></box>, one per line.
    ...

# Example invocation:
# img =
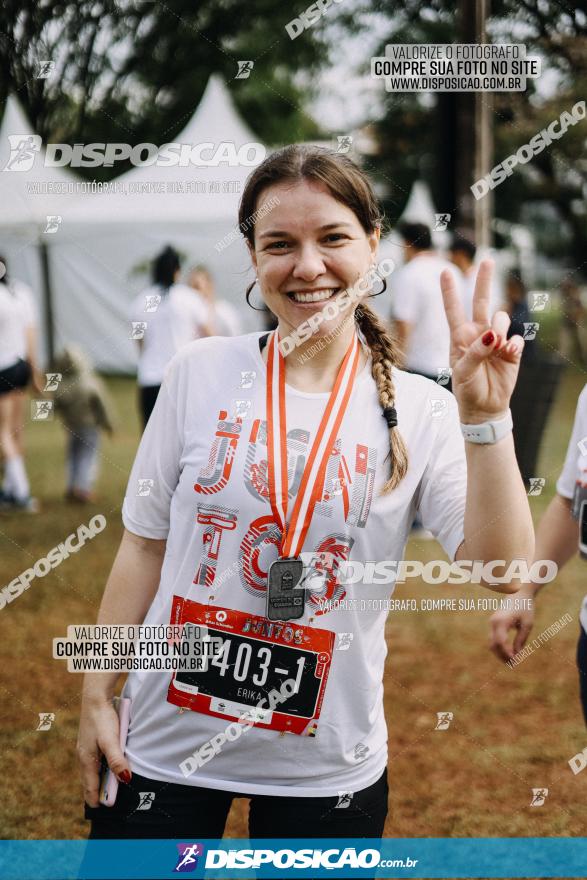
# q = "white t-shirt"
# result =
<box><xmin>121</xmin><ymin>331</ymin><xmax>467</xmax><ymax>797</ymax></box>
<box><xmin>11</xmin><ymin>280</ymin><xmax>38</xmax><ymax>361</ymax></box>
<box><xmin>0</xmin><ymin>282</ymin><xmax>32</xmax><ymax>370</ymax></box>
<box><xmin>555</xmin><ymin>384</ymin><xmax>587</xmax><ymax>629</ymax></box>
<box><xmin>391</xmin><ymin>253</ymin><xmax>456</xmax><ymax>376</ymax></box>
<box><xmin>130</xmin><ymin>283</ymin><xmax>209</xmax><ymax>387</ymax></box>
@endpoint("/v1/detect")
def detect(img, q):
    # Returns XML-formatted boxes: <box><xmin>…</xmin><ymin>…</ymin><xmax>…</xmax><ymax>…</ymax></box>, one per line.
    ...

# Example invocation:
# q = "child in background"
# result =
<box><xmin>51</xmin><ymin>346</ymin><xmax>114</xmax><ymax>502</ymax></box>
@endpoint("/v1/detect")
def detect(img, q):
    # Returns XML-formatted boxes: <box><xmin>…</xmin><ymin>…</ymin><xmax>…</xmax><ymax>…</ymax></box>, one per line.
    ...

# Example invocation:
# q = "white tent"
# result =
<box><xmin>0</xmin><ymin>96</ymin><xmax>81</xmax><ymax>364</ymax></box>
<box><xmin>398</xmin><ymin>180</ymin><xmax>438</xmax><ymax>227</ymax></box>
<box><xmin>399</xmin><ymin>179</ymin><xmax>451</xmax><ymax>251</ymax></box>
<box><xmin>380</xmin><ymin>179</ymin><xmax>449</xmax><ymax>266</ymax></box>
<box><xmin>64</xmin><ymin>75</ymin><xmax>264</xmax><ymax>225</ymax></box>
<box><xmin>0</xmin><ymin>94</ymin><xmax>80</xmax><ymax>224</ymax></box>
<box><xmin>46</xmin><ymin>75</ymin><xmax>268</xmax><ymax>372</ymax></box>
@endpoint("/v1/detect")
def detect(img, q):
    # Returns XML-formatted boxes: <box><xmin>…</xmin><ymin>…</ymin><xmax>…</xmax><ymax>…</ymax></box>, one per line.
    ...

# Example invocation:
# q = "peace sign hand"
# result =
<box><xmin>440</xmin><ymin>259</ymin><xmax>524</xmax><ymax>423</ymax></box>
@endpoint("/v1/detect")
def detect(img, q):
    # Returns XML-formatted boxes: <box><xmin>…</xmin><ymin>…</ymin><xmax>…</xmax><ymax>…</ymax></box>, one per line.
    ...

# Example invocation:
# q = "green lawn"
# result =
<box><xmin>1</xmin><ymin>353</ymin><xmax>586</xmax><ymax>857</ymax></box>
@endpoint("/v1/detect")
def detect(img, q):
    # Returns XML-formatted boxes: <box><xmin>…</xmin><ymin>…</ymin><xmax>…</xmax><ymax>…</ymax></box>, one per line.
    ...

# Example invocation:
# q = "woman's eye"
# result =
<box><xmin>266</xmin><ymin>240</ymin><xmax>290</xmax><ymax>250</ymax></box>
<box><xmin>324</xmin><ymin>234</ymin><xmax>347</xmax><ymax>243</ymax></box>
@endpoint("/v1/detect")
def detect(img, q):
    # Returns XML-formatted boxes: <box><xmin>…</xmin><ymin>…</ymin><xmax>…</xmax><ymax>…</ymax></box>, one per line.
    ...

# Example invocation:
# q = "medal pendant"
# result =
<box><xmin>266</xmin><ymin>557</ymin><xmax>305</xmax><ymax>621</ymax></box>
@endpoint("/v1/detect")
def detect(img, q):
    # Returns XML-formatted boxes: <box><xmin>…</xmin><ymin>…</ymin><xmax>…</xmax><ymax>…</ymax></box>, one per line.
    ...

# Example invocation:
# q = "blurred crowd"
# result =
<box><xmin>0</xmin><ymin>229</ymin><xmax>584</xmax><ymax>514</ymax></box>
<box><xmin>0</xmin><ymin>248</ymin><xmax>242</xmax><ymax>513</ymax></box>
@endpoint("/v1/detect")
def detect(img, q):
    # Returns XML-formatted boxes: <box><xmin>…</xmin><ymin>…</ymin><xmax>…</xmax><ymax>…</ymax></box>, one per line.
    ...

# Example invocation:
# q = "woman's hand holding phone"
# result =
<box><xmin>77</xmin><ymin>695</ymin><xmax>132</xmax><ymax>807</ymax></box>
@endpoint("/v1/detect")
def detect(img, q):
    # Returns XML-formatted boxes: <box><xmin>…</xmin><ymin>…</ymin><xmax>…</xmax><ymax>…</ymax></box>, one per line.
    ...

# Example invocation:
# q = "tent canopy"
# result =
<box><xmin>0</xmin><ymin>95</ymin><xmax>79</xmax><ymax>226</ymax></box>
<box><xmin>64</xmin><ymin>74</ymin><xmax>265</xmax><ymax>224</ymax></box>
<box><xmin>398</xmin><ymin>181</ymin><xmax>438</xmax><ymax>227</ymax></box>
<box><xmin>0</xmin><ymin>78</ymin><xmax>267</xmax><ymax>372</ymax></box>
<box><xmin>385</xmin><ymin>179</ymin><xmax>450</xmax><ymax>256</ymax></box>
<box><xmin>45</xmin><ymin>75</ymin><xmax>267</xmax><ymax>371</ymax></box>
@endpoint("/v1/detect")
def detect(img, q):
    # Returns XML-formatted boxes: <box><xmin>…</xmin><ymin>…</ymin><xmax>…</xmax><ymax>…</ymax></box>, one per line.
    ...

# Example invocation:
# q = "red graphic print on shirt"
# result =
<box><xmin>193</xmin><ymin>504</ymin><xmax>238</xmax><ymax>587</ymax></box>
<box><xmin>194</xmin><ymin>410</ymin><xmax>244</xmax><ymax>495</ymax></box>
<box><xmin>191</xmin><ymin>407</ymin><xmax>377</xmax><ymax>613</ymax></box>
<box><xmin>239</xmin><ymin>514</ymin><xmax>282</xmax><ymax>598</ymax></box>
<box><xmin>302</xmin><ymin>533</ymin><xmax>354</xmax><ymax>614</ymax></box>
<box><xmin>244</xmin><ymin>419</ymin><xmax>311</xmax><ymax>503</ymax></box>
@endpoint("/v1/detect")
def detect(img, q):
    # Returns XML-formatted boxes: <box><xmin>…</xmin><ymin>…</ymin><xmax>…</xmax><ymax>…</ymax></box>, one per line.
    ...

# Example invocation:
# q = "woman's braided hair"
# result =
<box><xmin>238</xmin><ymin>144</ymin><xmax>408</xmax><ymax>493</ymax></box>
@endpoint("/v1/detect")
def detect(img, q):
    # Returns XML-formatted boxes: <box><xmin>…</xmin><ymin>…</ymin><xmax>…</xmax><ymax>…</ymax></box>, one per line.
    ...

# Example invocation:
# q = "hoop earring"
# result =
<box><xmin>367</xmin><ymin>276</ymin><xmax>387</xmax><ymax>298</ymax></box>
<box><xmin>245</xmin><ymin>278</ymin><xmax>266</xmax><ymax>311</ymax></box>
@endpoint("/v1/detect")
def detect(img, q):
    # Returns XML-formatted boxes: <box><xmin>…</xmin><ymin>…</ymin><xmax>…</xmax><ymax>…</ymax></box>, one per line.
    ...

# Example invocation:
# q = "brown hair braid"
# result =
<box><xmin>355</xmin><ymin>302</ymin><xmax>408</xmax><ymax>492</ymax></box>
<box><xmin>239</xmin><ymin>144</ymin><xmax>408</xmax><ymax>493</ymax></box>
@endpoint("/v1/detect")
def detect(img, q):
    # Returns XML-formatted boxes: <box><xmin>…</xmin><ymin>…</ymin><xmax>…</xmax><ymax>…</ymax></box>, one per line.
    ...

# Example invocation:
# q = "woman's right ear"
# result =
<box><xmin>247</xmin><ymin>241</ymin><xmax>257</xmax><ymax>272</ymax></box>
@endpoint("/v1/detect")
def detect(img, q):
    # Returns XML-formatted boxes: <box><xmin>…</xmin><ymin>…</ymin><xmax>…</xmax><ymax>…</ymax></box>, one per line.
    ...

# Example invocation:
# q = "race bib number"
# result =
<box><xmin>167</xmin><ymin>596</ymin><xmax>333</xmax><ymax>735</ymax></box>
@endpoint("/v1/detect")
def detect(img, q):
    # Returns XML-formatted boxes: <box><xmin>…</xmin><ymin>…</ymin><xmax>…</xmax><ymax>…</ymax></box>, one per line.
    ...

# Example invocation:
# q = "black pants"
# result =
<box><xmin>139</xmin><ymin>385</ymin><xmax>160</xmax><ymax>429</ymax></box>
<box><xmin>81</xmin><ymin>769</ymin><xmax>388</xmax><ymax>878</ymax></box>
<box><xmin>85</xmin><ymin>768</ymin><xmax>388</xmax><ymax>838</ymax></box>
<box><xmin>0</xmin><ymin>358</ymin><xmax>31</xmax><ymax>396</ymax></box>
<box><xmin>577</xmin><ymin>624</ymin><xmax>587</xmax><ymax>725</ymax></box>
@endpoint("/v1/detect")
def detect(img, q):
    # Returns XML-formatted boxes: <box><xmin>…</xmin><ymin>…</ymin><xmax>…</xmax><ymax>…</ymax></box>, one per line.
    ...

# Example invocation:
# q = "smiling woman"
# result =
<box><xmin>78</xmin><ymin>144</ymin><xmax>533</xmax><ymax>872</ymax></box>
<box><xmin>238</xmin><ymin>145</ymin><xmax>409</xmax><ymax>490</ymax></box>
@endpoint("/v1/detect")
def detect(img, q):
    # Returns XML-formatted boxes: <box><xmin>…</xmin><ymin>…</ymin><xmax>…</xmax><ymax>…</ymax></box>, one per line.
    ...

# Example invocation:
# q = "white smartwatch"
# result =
<box><xmin>460</xmin><ymin>409</ymin><xmax>513</xmax><ymax>444</ymax></box>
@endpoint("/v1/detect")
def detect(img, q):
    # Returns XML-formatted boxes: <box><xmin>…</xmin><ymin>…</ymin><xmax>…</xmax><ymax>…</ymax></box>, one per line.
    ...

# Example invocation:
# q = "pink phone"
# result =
<box><xmin>99</xmin><ymin>697</ymin><xmax>132</xmax><ymax>807</ymax></box>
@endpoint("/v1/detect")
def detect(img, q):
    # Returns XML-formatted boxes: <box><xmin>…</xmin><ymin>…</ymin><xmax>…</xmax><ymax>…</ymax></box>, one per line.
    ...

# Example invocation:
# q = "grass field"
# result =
<box><xmin>1</xmin><ymin>332</ymin><xmax>586</xmax><ymax>877</ymax></box>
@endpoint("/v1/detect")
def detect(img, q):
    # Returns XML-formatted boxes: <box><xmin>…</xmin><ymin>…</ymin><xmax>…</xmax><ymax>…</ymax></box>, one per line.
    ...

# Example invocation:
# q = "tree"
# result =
<box><xmin>0</xmin><ymin>0</ymin><xmax>329</xmax><ymax>178</ymax></box>
<box><xmin>349</xmin><ymin>0</ymin><xmax>587</xmax><ymax>272</ymax></box>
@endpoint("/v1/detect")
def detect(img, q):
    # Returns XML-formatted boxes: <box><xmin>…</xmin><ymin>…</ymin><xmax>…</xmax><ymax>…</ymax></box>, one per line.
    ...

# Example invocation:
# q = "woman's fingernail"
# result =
<box><xmin>482</xmin><ymin>331</ymin><xmax>495</xmax><ymax>346</ymax></box>
<box><xmin>119</xmin><ymin>770</ymin><xmax>131</xmax><ymax>784</ymax></box>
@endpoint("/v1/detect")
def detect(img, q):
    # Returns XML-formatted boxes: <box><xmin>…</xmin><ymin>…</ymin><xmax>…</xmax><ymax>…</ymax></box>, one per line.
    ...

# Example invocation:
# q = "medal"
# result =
<box><xmin>265</xmin><ymin>329</ymin><xmax>361</xmax><ymax>620</ymax></box>
<box><xmin>266</xmin><ymin>556</ymin><xmax>305</xmax><ymax>621</ymax></box>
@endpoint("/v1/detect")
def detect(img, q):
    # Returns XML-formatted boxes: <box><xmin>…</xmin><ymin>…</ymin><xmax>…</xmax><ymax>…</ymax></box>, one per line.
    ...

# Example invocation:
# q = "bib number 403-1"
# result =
<box><xmin>167</xmin><ymin>596</ymin><xmax>334</xmax><ymax>735</ymax></box>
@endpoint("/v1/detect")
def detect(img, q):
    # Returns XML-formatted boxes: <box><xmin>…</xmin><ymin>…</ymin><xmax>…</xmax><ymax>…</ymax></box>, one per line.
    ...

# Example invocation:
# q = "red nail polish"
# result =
<box><xmin>495</xmin><ymin>335</ymin><xmax>502</xmax><ymax>348</ymax></box>
<box><xmin>119</xmin><ymin>770</ymin><xmax>131</xmax><ymax>784</ymax></box>
<box><xmin>482</xmin><ymin>331</ymin><xmax>495</xmax><ymax>346</ymax></box>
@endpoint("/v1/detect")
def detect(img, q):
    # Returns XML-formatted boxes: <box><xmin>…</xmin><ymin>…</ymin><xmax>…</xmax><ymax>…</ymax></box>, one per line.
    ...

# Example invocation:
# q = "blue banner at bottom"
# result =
<box><xmin>0</xmin><ymin>838</ymin><xmax>586</xmax><ymax>879</ymax></box>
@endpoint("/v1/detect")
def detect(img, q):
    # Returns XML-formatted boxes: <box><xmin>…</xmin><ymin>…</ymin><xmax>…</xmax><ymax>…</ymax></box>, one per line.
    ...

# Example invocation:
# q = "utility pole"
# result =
<box><xmin>456</xmin><ymin>0</ymin><xmax>493</xmax><ymax>247</ymax></box>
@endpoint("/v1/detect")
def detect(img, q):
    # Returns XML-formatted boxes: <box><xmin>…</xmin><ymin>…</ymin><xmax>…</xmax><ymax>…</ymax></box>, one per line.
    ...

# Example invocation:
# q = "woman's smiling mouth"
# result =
<box><xmin>286</xmin><ymin>287</ymin><xmax>341</xmax><ymax>304</ymax></box>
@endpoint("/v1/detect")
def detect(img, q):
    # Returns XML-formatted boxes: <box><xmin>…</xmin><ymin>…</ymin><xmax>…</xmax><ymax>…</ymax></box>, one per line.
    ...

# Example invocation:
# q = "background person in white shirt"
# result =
<box><xmin>187</xmin><ymin>265</ymin><xmax>243</xmax><ymax>337</ymax></box>
<box><xmin>449</xmin><ymin>232</ymin><xmax>503</xmax><ymax>322</ymax></box>
<box><xmin>0</xmin><ymin>259</ymin><xmax>42</xmax><ymax>512</ymax></box>
<box><xmin>489</xmin><ymin>386</ymin><xmax>587</xmax><ymax>720</ymax></box>
<box><xmin>449</xmin><ymin>232</ymin><xmax>478</xmax><ymax>321</ymax></box>
<box><xmin>78</xmin><ymin>145</ymin><xmax>533</xmax><ymax>851</ymax></box>
<box><xmin>390</xmin><ymin>222</ymin><xmax>456</xmax><ymax>387</ymax></box>
<box><xmin>130</xmin><ymin>246</ymin><xmax>214</xmax><ymax>428</ymax></box>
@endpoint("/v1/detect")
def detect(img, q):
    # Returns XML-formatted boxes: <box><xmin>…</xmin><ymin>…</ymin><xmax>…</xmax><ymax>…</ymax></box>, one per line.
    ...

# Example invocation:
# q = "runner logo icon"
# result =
<box><xmin>174</xmin><ymin>843</ymin><xmax>204</xmax><ymax>872</ymax></box>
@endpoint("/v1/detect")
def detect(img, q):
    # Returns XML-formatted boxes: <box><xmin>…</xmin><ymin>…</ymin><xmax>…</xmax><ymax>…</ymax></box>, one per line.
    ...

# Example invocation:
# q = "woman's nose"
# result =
<box><xmin>291</xmin><ymin>244</ymin><xmax>327</xmax><ymax>281</ymax></box>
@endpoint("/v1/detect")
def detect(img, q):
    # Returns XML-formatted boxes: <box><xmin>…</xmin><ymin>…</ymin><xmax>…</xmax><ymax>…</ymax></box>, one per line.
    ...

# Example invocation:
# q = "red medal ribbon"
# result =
<box><xmin>266</xmin><ymin>329</ymin><xmax>361</xmax><ymax>558</ymax></box>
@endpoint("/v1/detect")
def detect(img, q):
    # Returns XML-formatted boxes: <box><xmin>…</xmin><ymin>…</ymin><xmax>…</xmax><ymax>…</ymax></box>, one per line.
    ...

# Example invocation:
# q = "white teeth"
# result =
<box><xmin>291</xmin><ymin>289</ymin><xmax>338</xmax><ymax>303</ymax></box>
